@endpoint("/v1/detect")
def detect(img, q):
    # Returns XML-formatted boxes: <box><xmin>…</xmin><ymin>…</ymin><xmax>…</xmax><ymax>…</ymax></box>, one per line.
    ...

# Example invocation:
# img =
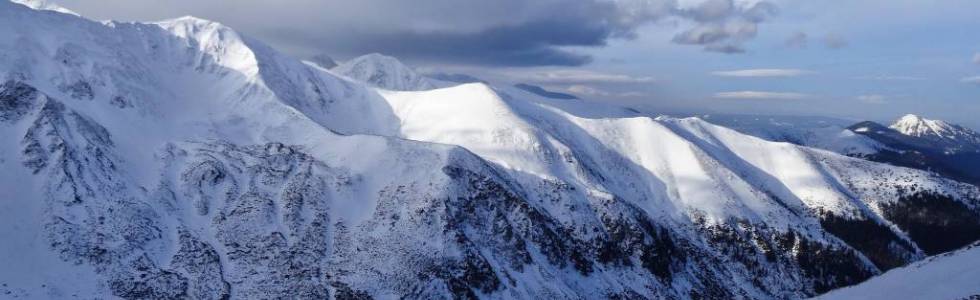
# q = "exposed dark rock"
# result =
<box><xmin>62</xmin><ymin>80</ymin><xmax>94</xmax><ymax>100</ymax></box>
<box><xmin>110</xmin><ymin>95</ymin><xmax>130</xmax><ymax>108</ymax></box>
<box><xmin>331</xmin><ymin>282</ymin><xmax>373</xmax><ymax>300</ymax></box>
<box><xmin>171</xmin><ymin>229</ymin><xmax>231</xmax><ymax>300</ymax></box>
<box><xmin>0</xmin><ymin>80</ymin><xmax>40</xmax><ymax>122</ymax></box>
<box><xmin>108</xmin><ymin>255</ymin><xmax>188</xmax><ymax>300</ymax></box>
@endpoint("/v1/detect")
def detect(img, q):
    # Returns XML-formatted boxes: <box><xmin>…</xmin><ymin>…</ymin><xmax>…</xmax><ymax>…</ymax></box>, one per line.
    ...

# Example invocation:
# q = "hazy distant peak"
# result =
<box><xmin>333</xmin><ymin>53</ymin><xmax>436</xmax><ymax>91</ymax></box>
<box><xmin>308</xmin><ymin>53</ymin><xmax>337</xmax><ymax>69</ymax></box>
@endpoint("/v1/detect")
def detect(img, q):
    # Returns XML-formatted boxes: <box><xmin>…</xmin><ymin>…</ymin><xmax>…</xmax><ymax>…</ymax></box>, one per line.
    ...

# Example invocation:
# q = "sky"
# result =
<box><xmin>49</xmin><ymin>0</ymin><xmax>980</xmax><ymax>128</ymax></box>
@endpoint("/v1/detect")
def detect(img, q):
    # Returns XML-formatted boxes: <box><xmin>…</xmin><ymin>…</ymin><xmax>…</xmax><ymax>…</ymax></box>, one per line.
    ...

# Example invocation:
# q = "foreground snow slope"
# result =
<box><xmin>814</xmin><ymin>242</ymin><xmax>980</xmax><ymax>300</ymax></box>
<box><xmin>2</xmin><ymin>1</ymin><xmax>980</xmax><ymax>299</ymax></box>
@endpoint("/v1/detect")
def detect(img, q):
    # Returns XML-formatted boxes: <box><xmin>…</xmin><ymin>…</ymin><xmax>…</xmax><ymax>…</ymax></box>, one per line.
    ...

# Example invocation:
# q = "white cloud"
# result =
<box><xmin>962</xmin><ymin>76</ymin><xmax>980</xmax><ymax>85</ymax></box>
<box><xmin>711</xmin><ymin>68</ymin><xmax>813</xmax><ymax>77</ymax></box>
<box><xmin>618</xmin><ymin>91</ymin><xmax>646</xmax><ymax>97</ymax></box>
<box><xmin>973</xmin><ymin>53</ymin><xmax>980</xmax><ymax>65</ymax></box>
<box><xmin>713</xmin><ymin>91</ymin><xmax>809</xmax><ymax>100</ymax></box>
<box><xmin>510</xmin><ymin>69</ymin><xmax>656</xmax><ymax>84</ymax></box>
<box><xmin>853</xmin><ymin>75</ymin><xmax>924</xmax><ymax>81</ymax></box>
<box><xmin>856</xmin><ymin>94</ymin><xmax>887</xmax><ymax>104</ymax></box>
<box><xmin>568</xmin><ymin>85</ymin><xmax>608</xmax><ymax>96</ymax></box>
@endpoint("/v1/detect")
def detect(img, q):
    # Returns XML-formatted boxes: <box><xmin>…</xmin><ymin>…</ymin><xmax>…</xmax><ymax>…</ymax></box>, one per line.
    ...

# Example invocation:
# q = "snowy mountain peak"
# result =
<box><xmin>891</xmin><ymin>114</ymin><xmax>956</xmax><ymax>138</ymax></box>
<box><xmin>354</xmin><ymin>52</ymin><xmax>399</xmax><ymax>64</ymax></box>
<box><xmin>155</xmin><ymin>15</ymin><xmax>261</xmax><ymax>76</ymax></box>
<box><xmin>10</xmin><ymin>0</ymin><xmax>78</xmax><ymax>16</ymax></box>
<box><xmin>889</xmin><ymin>114</ymin><xmax>980</xmax><ymax>152</ymax></box>
<box><xmin>333</xmin><ymin>53</ymin><xmax>437</xmax><ymax>91</ymax></box>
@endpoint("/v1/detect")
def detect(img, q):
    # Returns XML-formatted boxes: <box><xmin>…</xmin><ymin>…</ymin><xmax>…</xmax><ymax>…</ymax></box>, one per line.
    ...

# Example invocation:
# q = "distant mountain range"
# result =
<box><xmin>707</xmin><ymin>113</ymin><xmax>980</xmax><ymax>186</ymax></box>
<box><xmin>513</xmin><ymin>83</ymin><xmax>579</xmax><ymax>100</ymax></box>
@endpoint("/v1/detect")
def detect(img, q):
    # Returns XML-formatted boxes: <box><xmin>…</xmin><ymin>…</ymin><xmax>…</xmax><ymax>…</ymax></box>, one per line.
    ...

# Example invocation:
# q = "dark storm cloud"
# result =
<box><xmin>279</xmin><ymin>13</ymin><xmax>617</xmax><ymax>66</ymax></box>
<box><xmin>56</xmin><ymin>0</ymin><xmax>777</xmax><ymax>66</ymax></box>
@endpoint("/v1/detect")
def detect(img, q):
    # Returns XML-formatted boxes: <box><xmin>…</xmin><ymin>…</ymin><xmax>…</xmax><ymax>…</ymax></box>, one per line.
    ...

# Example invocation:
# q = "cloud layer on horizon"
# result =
<box><xmin>711</xmin><ymin>68</ymin><xmax>813</xmax><ymax>77</ymax></box>
<box><xmin>713</xmin><ymin>91</ymin><xmax>810</xmax><ymax>100</ymax></box>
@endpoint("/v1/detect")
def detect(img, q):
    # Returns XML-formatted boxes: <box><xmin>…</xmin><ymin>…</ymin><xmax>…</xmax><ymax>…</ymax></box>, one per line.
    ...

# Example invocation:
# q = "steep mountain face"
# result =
<box><xmin>815</xmin><ymin>242</ymin><xmax>980</xmax><ymax>300</ymax></box>
<box><xmin>332</xmin><ymin>53</ymin><xmax>438</xmax><ymax>91</ymax></box>
<box><xmin>2</xmin><ymin>2</ymin><xmax>980</xmax><ymax>299</ymax></box>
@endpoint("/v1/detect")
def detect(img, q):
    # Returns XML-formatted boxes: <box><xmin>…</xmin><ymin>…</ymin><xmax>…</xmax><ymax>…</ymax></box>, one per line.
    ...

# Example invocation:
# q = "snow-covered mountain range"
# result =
<box><xmin>708</xmin><ymin>113</ymin><xmax>980</xmax><ymax>186</ymax></box>
<box><xmin>702</xmin><ymin>114</ymin><xmax>884</xmax><ymax>156</ymax></box>
<box><xmin>1</xmin><ymin>1</ymin><xmax>979</xmax><ymax>299</ymax></box>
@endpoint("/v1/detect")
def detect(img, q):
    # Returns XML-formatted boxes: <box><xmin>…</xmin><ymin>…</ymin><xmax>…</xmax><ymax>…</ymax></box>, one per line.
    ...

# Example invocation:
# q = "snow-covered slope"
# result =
<box><xmin>706</xmin><ymin>114</ymin><xmax>980</xmax><ymax>186</ymax></box>
<box><xmin>890</xmin><ymin>114</ymin><xmax>980</xmax><ymax>154</ymax></box>
<box><xmin>331</xmin><ymin>53</ymin><xmax>439</xmax><ymax>91</ymax></box>
<box><xmin>10</xmin><ymin>0</ymin><xmax>76</xmax><ymax>15</ymax></box>
<box><xmin>814</xmin><ymin>242</ymin><xmax>980</xmax><ymax>300</ymax></box>
<box><xmin>2</xmin><ymin>1</ymin><xmax>980</xmax><ymax>299</ymax></box>
<box><xmin>0</xmin><ymin>2</ymin><xmax>488</xmax><ymax>298</ymax></box>
<box><xmin>377</xmin><ymin>82</ymin><xmax>980</xmax><ymax>296</ymax></box>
